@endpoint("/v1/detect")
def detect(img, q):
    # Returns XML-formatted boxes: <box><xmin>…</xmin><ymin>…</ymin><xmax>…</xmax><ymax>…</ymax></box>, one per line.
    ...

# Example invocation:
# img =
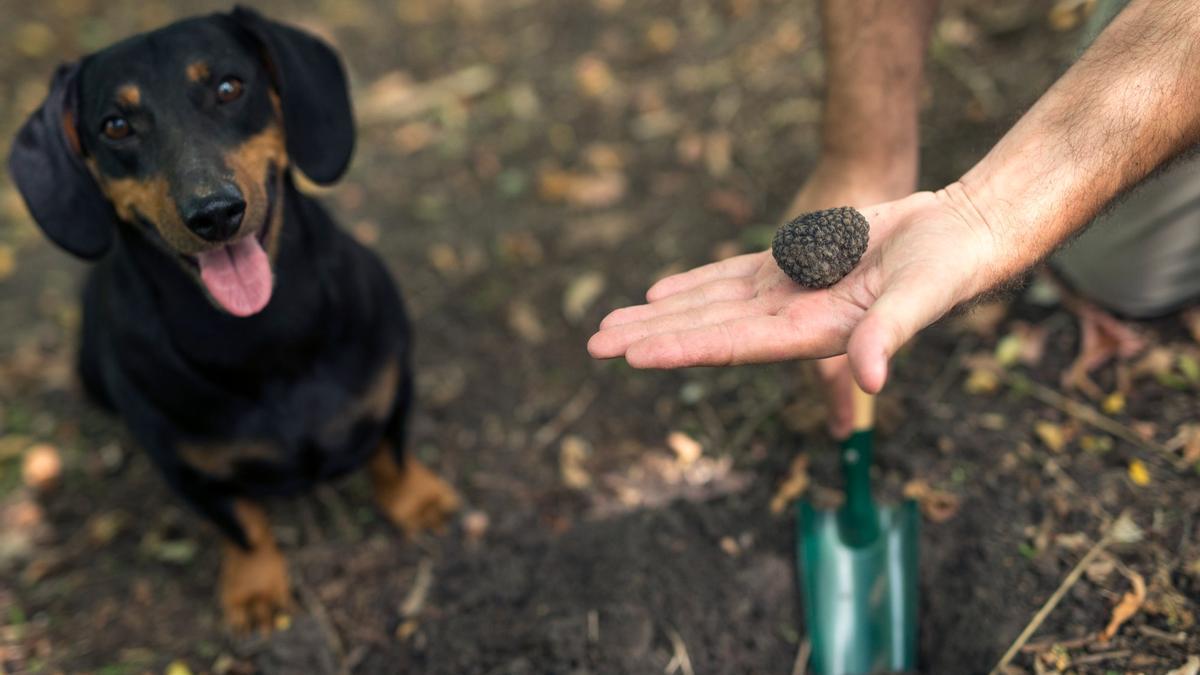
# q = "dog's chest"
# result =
<box><xmin>174</xmin><ymin>355</ymin><xmax>403</xmax><ymax>487</ymax></box>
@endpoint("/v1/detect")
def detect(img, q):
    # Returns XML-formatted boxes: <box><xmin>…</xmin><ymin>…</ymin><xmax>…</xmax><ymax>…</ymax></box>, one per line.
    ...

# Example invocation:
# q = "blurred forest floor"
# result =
<box><xmin>0</xmin><ymin>0</ymin><xmax>1197</xmax><ymax>673</ymax></box>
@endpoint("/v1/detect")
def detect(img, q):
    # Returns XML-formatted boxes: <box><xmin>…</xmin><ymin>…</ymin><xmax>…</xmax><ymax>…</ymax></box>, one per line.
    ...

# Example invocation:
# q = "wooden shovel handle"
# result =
<box><xmin>852</xmin><ymin>384</ymin><xmax>875</xmax><ymax>433</ymax></box>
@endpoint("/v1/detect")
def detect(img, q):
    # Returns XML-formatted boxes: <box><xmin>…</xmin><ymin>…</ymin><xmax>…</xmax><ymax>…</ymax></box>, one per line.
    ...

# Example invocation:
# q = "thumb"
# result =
<box><xmin>846</xmin><ymin>272</ymin><xmax>958</xmax><ymax>393</ymax></box>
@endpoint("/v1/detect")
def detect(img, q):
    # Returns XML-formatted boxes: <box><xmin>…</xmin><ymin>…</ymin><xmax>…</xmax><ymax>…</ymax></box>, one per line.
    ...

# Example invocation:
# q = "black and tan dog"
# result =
<box><xmin>8</xmin><ymin>7</ymin><xmax>460</xmax><ymax>631</ymax></box>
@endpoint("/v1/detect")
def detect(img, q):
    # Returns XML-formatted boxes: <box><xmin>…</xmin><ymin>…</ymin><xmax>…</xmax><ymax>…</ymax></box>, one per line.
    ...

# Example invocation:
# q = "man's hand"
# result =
<box><xmin>588</xmin><ymin>186</ymin><xmax>996</xmax><ymax>394</ymax></box>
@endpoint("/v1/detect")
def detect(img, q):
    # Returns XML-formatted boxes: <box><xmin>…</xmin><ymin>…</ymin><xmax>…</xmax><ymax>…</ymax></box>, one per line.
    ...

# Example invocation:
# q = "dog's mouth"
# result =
<box><xmin>177</xmin><ymin>168</ymin><xmax>279</xmax><ymax>317</ymax></box>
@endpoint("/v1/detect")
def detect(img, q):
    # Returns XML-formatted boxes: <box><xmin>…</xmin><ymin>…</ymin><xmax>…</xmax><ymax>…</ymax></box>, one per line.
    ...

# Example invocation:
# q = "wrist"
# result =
<box><xmin>803</xmin><ymin>152</ymin><xmax>919</xmax><ymax>207</ymax></box>
<box><xmin>932</xmin><ymin>180</ymin><xmax>1009</xmax><ymax>305</ymax></box>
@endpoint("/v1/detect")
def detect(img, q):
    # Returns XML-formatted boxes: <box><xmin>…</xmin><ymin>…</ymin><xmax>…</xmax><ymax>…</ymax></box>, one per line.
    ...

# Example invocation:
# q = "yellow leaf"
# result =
<box><xmin>1128</xmin><ymin>459</ymin><xmax>1151</xmax><ymax>486</ymax></box>
<box><xmin>1102</xmin><ymin>391</ymin><xmax>1126</xmax><ymax>415</ymax></box>
<box><xmin>994</xmin><ymin>334</ymin><xmax>1023</xmax><ymax>367</ymax></box>
<box><xmin>165</xmin><ymin>661</ymin><xmax>193</xmax><ymax>675</ymax></box>
<box><xmin>1035</xmin><ymin>421</ymin><xmax>1067</xmax><ymax>453</ymax></box>
<box><xmin>0</xmin><ymin>244</ymin><xmax>15</xmax><ymax>281</ymax></box>
<box><xmin>964</xmin><ymin>368</ymin><xmax>999</xmax><ymax>395</ymax></box>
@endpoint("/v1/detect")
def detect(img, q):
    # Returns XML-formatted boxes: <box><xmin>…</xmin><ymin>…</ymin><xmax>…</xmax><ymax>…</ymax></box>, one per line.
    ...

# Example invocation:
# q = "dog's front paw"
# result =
<box><xmin>220</xmin><ymin>540</ymin><xmax>292</xmax><ymax>635</ymax></box>
<box><xmin>370</xmin><ymin>452</ymin><xmax>461</xmax><ymax>536</ymax></box>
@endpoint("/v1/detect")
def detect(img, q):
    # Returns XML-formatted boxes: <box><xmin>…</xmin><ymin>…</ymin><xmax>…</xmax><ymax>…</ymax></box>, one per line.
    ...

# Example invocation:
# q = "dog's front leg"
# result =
<box><xmin>369</xmin><ymin>444</ymin><xmax>461</xmax><ymax>536</ymax></box>
<box><xmin>219</xmin><ymin>499</ymin><xmax>291</xmax><ymax>634</ymax></box>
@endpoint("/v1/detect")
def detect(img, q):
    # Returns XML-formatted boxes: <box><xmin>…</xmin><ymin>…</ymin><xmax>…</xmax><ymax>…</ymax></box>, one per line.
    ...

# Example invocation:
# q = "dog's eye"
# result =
<box><xmin>216</xmin><ymin>77</ymin><xmax>244</xmax><ymax>104</ymax></box>
<box><xmin>102</xmin><ymin>116</ymin><xmax>132</xmax><ymax>141</ymax></box>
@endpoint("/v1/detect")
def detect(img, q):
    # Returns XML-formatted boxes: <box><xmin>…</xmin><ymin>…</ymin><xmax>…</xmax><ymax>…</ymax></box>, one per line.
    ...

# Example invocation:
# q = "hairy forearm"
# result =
<box><xmin>819</xmin><ymin>0</ymin><xmax>938</xmax><ymax>181</ymax></box>
<box><xmin>954</xmin><ymin>0</ymin><xmax>1200</xmax><ymax>298</ymax></box>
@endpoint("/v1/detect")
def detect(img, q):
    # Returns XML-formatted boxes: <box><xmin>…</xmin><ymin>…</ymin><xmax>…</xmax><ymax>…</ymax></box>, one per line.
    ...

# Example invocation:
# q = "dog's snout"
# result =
<box><xmin>182</xmin><ymin>188</ymin><xmax>246</xmax><ymax>242</ymax></box>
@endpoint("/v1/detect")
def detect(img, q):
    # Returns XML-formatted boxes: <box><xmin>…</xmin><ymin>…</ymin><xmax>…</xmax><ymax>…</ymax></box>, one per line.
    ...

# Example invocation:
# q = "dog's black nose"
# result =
<box><xmin>182</xmin><ymin>190</ymin><xmax>246</xmax><ymax>242</ymax></box>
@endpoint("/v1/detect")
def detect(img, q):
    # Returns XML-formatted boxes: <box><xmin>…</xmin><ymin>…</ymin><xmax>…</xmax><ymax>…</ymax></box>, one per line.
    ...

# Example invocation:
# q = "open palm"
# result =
<box><xmin>588</xmin><ymin>188</ymin><xmax>994</xmax><ymax>393</ymax></box>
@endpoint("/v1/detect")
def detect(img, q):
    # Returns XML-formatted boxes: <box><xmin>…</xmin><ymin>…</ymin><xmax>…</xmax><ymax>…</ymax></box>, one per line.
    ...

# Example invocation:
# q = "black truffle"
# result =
<box><xmin>771</xmin><ymin>206</ymin><xmax>869</xmax><ymax>288</ymax></box>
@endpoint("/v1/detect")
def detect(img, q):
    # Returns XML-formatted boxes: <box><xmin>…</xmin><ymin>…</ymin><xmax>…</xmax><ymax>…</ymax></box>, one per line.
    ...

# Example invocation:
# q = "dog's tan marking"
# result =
<box><xmin>61</xmin><ymin>109</ymin><xmax>82</xmax><ymax>155</ymax></box>
<box><xmin>317</xmin><ymin>358</ymin><xmax>401</xmax><ymax>446</ymax></box>
<box><xmin>225</xmin><ymin>111</ymin><xmax>288</xmax><ymax>259</ymax></box>
<box><xmin>177</xmin><ymin>439</ymin><xmax>284</xmax><ymax>480</ymax></box>
<box><xmin>87</xmin><ymin>167</ymin><xmax>205</xmax><ymax>251</ymax></box>
<box><xmin>219</xmin><ymin>500</ymin><xmax>291</xmax><ymax>634</ymax></box>
<box><xmin>116</xmin><ymin>84</ymin><xmax>141</xmax><ymax>108</ymax></box>
<box><xmin>186</xmin><ymin>61</ymin><xmax>210</xmax><ymax>83</ymax></box>
<box><xmin>369</xmin><ymin>446</ymin><xmax>461</xmax><ymax>536</ymax></box>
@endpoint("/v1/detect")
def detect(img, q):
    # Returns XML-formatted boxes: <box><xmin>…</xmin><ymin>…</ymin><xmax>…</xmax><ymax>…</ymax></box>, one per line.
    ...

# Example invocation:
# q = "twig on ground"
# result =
<box><xmin>1019</xmin><ymin>635</ymin><xmax>1093</xmax><ymax>653</ymax></box>
<box><xmin>529</xmin><ymin>383</ymin><xmax>597</xmax><ymax>455</ymax></box>
<box><xmin>1005</xmin><ymin>372</ymin><xmax>1174</xmax><ymax>464</ymax></box>
<box><xmin>339</xmin><ymin>646</ymin><xmax>368</xmax><ymax>675</ymax></box>
<box><xmin>1072</xmin><ymin>649</ymin><xmax>1131</xmax><ymax>666</ymax></box>
<box><xmin>989</xmin><ymin>512</ymin><xmax>1138</xmax><ymax>675</ymax></box>
<box><xmin>664</xmin><ymin>627</ymin><xmax>695</xmax><ymax>675</ymax></box>
<box><xmin>400</xmin><ymin>558</ymin><xmax>435</xmax><ymax>619</ymax></box>
<box><xmin>1136</xmin><ymin>624</ymin><xmax>1189</xmax><ymax>645</ymax></box>
<box><xmin>293</xmin><ymin>568</ymin><xmax>347</xmax><ymax>666</ymax></box>
<box><xmin>790</xmin><ymin>638</ymin><xmax>811</xmax><ymax>675</ymax></box>
<box><xmin>316</xmin><ymin>486</ymin><xmax>360</xmax><ymax>541</ymax></box>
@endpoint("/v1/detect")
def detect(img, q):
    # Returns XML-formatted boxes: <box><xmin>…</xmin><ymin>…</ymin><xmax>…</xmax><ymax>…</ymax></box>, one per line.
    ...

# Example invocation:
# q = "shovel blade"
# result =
<box><xmin>797</xmin><ymin>500</ymin><xmax>919</xmax><ymax>675</ymax></box>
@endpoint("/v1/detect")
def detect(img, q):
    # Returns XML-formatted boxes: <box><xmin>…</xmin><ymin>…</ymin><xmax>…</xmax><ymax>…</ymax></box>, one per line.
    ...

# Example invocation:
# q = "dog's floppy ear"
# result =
<box><xmin>7</xmin><ymin>63</ymin><xmax>114</xmax><ymax>260</ymax></box>
<box><xmin>231</xmin><ymin>6</ymin><xmax>355</xmax><ymax>185</ymax></box>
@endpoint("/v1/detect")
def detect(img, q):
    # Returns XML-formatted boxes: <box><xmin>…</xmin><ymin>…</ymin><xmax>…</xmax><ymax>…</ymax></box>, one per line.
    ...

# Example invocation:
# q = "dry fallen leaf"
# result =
<box><xmin>954</xmin><ymin>301</ymin><xmax>1008</xmax><ymax>337</ymax></box>
<box><xmin>1167</xmin><ymin>423</ymin><xmax>1200</xmax><ymax>465</ymax></box>
<box><xmin>563</xmin><ymin>272</ymin><xmax>606</xmax><ymax>323</ymax></box>
<box><xmin>1166</xmin><ymin>655</ymin><xmax>1200</xmax><ymax>675</ymax></box>
<box><xmin>705</xmin><ymin>189</ymin><xmax>753</xmax><ymax>226</ymax></box>
<box><xmin>427</xmin><ymin>243</ymin><xmax>461</xmax><ymax>276</ymax></box>
<box><xmin>704</xmin><ymin>132</ymin><xmax>732</xmax><ymax>177</ymax></box>
<box><xmin>507</xmin><ymin>301</ymin><xmax>546</xmax><ymax>344</ymax></box>
<box><xmin>667</xmin><ymin>431</ymin><xmax>703</xmax><ymax>466</ymax></box>
<box><xmin>1034</xmin><ymin>421</ymin><xmax>1068</xmax><ymax>453</ymax></box>
<box><xmin>902</xmin><ymin>480</ymin><xmax>961</xmax><ymax>523</ymax></box>
<box><xmin>646</xmin><ymin>19</ymin><xmax>679</xmax><ymax>53</ymax></box>
<box><xmin>0</xmin><ymin>244</ymin><xmax>15</xmax><ymax>281</ymax></box>
<box><xmin>1183</xmin><ymin>308</ymin><xmax>1200</xmax><ymax>345</ymax></box>
<box><xmin>14</xmin><ymin>22</ymin><xmax>55</xmax><ymax>58</ymax></box>
<box><xmin>1100</xmin><ymin>566</ymin><xmax>1146</xmax><ymax>641</ymax></box>
<box><xmin>575</xmin><ymin>54</ymin><xmax>616</xmax><ymax>98</ymax></box>
<box><xmin>1048</xmin><ymin>0</ymin><xmax>1097</xmax><ymax>31</ymax></box>
<box><xmin>964</xmin><ymin>367</ymin><xmax>999</xmax><ymax>395</ymax></box>
<box><xmin>770</xmin><ymin>454</ymin><xmax>811</xmax><ymax>515</ymax></box>
<box><xmin>559</xmin><ymin>435</ymin><xmax>593</xmax><ymax>489</ymax></box>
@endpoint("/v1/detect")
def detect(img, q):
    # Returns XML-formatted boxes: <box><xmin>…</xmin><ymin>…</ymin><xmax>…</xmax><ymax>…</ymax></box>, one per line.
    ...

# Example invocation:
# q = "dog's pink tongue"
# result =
<box><xmin>197</xmin><ymin>236</ymin><xmax>273</xmax><ymax>317</ymax></box>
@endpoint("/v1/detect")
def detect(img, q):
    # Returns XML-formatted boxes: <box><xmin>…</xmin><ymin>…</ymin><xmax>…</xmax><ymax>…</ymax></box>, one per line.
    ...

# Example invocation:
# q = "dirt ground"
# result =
<box><xmin>1</xmin><ymin>0</ymin><xmax>1198</xmax><ymax>673</ymax></box>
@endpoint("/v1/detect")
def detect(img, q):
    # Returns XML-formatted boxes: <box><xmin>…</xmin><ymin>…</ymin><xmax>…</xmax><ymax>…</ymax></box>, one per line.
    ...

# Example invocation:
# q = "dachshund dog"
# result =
<box><xmin>8</xmin><ymin>7</ymin><xmax>460</xmax><ymax>632</ymax></box>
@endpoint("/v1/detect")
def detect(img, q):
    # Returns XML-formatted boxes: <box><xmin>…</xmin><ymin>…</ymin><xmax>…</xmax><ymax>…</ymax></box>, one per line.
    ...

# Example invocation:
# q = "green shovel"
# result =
<box><xmin>796</xmin><ymin>387</ymin><xmax>920</xmax><ymax>674</ymax></box>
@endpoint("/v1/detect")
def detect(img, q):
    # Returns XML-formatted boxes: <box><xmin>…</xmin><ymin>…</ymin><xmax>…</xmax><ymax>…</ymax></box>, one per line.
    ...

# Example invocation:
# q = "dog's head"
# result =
<box><xmin>8</xmin><ymin>7</ymin><xmax>354</xmax><ymax>317</ymax></box>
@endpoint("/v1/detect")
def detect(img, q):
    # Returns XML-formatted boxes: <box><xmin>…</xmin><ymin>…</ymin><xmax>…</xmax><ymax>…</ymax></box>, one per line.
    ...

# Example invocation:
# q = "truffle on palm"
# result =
<box><xmin>771</xmin><ymin>206</ymin><xmax>869</xmax><ymax>288</ymax></box>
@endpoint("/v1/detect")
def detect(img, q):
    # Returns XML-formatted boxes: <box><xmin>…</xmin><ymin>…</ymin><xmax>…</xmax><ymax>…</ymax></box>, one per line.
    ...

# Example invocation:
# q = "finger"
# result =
<box><xmin>645</xmin><ymin>252</ymin><xmax>765</xmax><ymax>302</ymax></box>
<box><xmin>623</xmin><ymin>313</ymin><xmax>845</xmax><ymax>369</ymax></box>
<box><xmin>846</xmin><ymin>274</ymin><xmax>954</xmax><ymax>393</ymax></box>
<box><xmin>599</xmin><ymin>276</ymin><xmax>756</xmax><ymax>329</ymax></box>
<box><xmin>589</xmin><ymin>299</ymin><xmax>767</xmax><ymax>359</ymax></box>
